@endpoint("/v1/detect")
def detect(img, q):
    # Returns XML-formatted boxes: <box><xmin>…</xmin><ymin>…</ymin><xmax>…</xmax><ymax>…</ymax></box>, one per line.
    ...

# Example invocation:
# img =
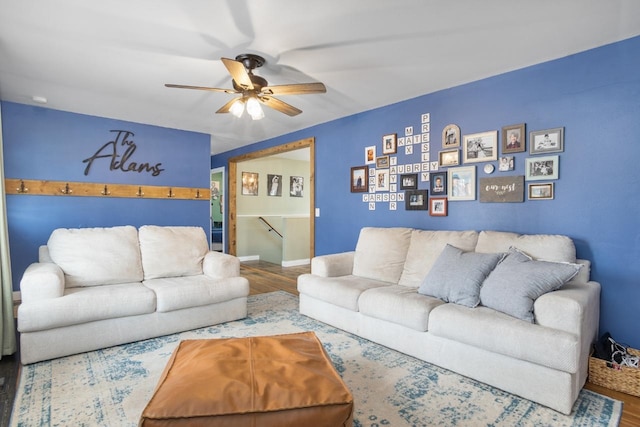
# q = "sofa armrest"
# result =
<box><xmin>534</xmin><ymin>280</ymin><xmax>600</xmax><ymax>337</ymax></box>
<box><xmin>203</xmin><ymin>251</ymin><xmax>241</xmax><ymax>279</ymax></box>
<box><xmin>311</xmin><ymin>251</ymin><xmax>355</xmax><ymax>277</ymax></box>
<box><xmin>20</xmin><ymin>263</ymin><xmax>65</xmax><ymax>304</ymax></box>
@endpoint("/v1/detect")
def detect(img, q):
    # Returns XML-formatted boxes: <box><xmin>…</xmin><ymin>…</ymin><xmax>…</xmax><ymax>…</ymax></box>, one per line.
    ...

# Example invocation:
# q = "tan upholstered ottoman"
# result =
<box><xmin>139</xmin><ymin>332</ymin><xmax>354</xmax><ymax>427</ymax></box>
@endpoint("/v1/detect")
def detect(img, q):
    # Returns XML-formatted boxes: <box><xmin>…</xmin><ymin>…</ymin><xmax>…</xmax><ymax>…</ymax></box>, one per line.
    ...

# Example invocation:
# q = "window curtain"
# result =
<box><xmin>0</xmin><ymin>106</ymin><xmax>17</xmax><ymax>358</ymax></box>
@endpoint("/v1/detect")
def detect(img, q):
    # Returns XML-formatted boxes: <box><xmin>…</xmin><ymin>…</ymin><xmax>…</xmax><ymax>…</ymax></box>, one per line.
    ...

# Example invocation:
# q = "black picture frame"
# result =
<box><xmin>405</xmin><ymin>189</ymin><xmax>428</xmax><ymax>210</ymax></box>
<box><xmin>429</xmin><ymin>172</ymin><xmax>447</xmax><ymax>196</ymax></box>
<box><xmin>350</xmin><ymin>166</ymin><xmax>368</xmax><ymax>193</ymax></box>
<box><xmin>400</xmin><ymin>173</ymin><xmax>418</xmax><ymax>190</ymax></box>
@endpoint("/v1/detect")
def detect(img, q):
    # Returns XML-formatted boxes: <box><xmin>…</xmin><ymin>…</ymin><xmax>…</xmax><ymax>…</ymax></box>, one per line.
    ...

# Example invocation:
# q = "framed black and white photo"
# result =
<box><xmin>442</xmin><ymin>124</ymin><xmax>460</xmax><ymax>148</ymax></box>
<box><xmin>498</xmin><ymin>156</ymin><xmax>515</xmax><ymax>171</ymax></box>
<box><xmin>525</xmin><ymin>155</ymin><xmax>559</xmax><ymax>181</ymax></box>
<box><xmin>528</xmin><ymin>183</ymin><xmax>555</xmax><ymax>200</ymax></box>
<box><xmin>530</xmin><ymin>127</ymin><xmax>564</xmax><ymax>154</ymax></box>
<box><xmin>429</xmin><ymin>172</ymin><xmax>447</xmax><ymax>196</ymax></box>
<box><xmin>267</xmin><ymin>174</ymin><xmax>282</xmax><ymax>196</ymax></box>
<box><xmin>463</xmin><ymin>131</ymin><xmax>498</xmax><ymax>163</ymax></box>
<box><xmin>376</xmin><ymin>155</ymin><xmax>390</xmax><ymax>169</ymax></box>
<box><xmin>502</xmin><ymin>123</ymin><xmax>525</xmax><ymax>154</ymax></box>
<box><xmin>438</xmin><ymin>149</ymin><xmax>459</xmax><ymax>167</ymax></box>
<box><xmin>429</xmin><ymin>197</ymin><xmax>448</xmax><ymax>216</ymax></box>
<box><xmin>447</xmin><ymin>166</ymin><xmax>476</xmax><ymax>201</ymax></box>
<box><xmin>400</xmin><ymin>173</ymin><xmax>418</xmax><ymax>190</ymax></box>
<box><xmin>382</xmin><ymin>133</ymin><xmax>397</xmax><ymax>154</ymax></box>
<box><xmin>289</xmin><ymin>176</ymin><xmax>304</xmax><ymax>197</ymax></box>
<box><xmin>405</xmin><ymin>189</ymin><xmax>428</xmax><ymax>210</ymax></box>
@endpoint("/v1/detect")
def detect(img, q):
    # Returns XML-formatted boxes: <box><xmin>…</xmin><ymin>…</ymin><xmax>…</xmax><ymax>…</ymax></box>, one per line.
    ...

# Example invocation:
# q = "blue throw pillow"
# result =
<box><xmin>479</xmin><ymin>247</ymin><xmax>582</xmax><ymax>322</ymax></box>
<box><xmin>418</xmin><ymin>244</ymin><xmax>504</xmax><ymax>308</ymax></box>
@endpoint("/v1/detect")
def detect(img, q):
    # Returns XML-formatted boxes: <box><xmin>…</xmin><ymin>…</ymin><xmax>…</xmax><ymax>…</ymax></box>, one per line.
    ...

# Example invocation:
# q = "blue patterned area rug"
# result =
<box><xmin>11</xmin><ymin>291</ymin><xmax>621</xmax><ymax>426</ymax></box>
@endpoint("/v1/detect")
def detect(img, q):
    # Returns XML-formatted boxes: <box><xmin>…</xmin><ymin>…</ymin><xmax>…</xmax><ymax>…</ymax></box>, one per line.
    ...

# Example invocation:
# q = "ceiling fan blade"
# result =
<box><xmin>216</xmin><ymin>97</ymin><xmax>242</xmax><ymax>114</ymax></box>
<box><xmin>221</xmin><ymin>57</ymin><xmax>254</xmax><ymax>90</ymax></box>
<box><xmin>260</xmin><ymin>96</ymin><xmax>302</xmax><ymax>116</ymax></box>
<box><xmin>165</xmin><ymin>84</ymin><xmax>237</xmax><ymax>94</ymax></box>
<box><xmin>262</xmin><ymin>82</ymin><xmax>326</xmax><ymax>96</ymax></box>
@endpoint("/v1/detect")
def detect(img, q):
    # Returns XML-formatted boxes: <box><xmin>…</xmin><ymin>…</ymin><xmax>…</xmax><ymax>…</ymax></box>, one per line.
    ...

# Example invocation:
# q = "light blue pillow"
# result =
<box><xmin>480</xmin><ymin>247</ymin><xmax>582</xmax><ymax>322</ymax></box>
<box><xmin>418</xmin><ymin>244</ymin><xmax>503</xmax><ymax>308</ymax></box>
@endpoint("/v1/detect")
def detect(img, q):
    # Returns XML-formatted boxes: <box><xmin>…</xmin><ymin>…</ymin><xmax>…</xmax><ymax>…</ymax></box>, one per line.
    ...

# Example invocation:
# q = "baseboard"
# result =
<box><xmin>13</xmin><ymin>291</ymin><xmax>21</xmax><ymax>304</ymax></box>
<box><xmin>238</xmin><ymin>255</ymin><xmax>260</xmax><ymax>262</ymax></box>
<box><xmin>282</xmin><ymin>258</ymin><xmax>310</xmax><ymax>267</ymax></box>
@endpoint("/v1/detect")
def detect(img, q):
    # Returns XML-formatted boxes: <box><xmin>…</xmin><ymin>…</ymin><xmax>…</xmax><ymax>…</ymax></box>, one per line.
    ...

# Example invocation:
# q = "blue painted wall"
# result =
<box><xmin>2</xmin><ymin>102</ymin><xmax>211</xmax><ymax>291</ymax></box>
<box><xmin>212</xmin><ymin>36</ymin><xmax>640</xmax><ymax>349</ymax></box>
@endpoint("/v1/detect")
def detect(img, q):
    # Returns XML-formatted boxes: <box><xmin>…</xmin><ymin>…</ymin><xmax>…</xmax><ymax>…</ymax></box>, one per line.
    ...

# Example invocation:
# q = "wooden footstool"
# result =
<box><xmin>139</xmin><ymin>332</ymin><xmax>354</xmax><ymax>427</ymax></box>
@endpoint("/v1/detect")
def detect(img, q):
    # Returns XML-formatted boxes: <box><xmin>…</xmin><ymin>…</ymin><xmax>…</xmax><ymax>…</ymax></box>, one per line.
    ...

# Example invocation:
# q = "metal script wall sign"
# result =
<box><xmin>479</xmin><ymin>176</ymin><xmax>524</xmax><ymax>203</ymax></box>
<box><xmin>82</xmin><ymin>130</ymin><xmax>164</xmax><ymax>177</ymax></box>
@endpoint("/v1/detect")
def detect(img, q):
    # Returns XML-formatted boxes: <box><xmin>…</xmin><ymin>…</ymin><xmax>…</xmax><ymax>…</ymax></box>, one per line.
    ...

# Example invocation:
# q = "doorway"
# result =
<box><xmin>228</xmin><ymin>137</ymin><xmax>315</xmax><ymax>259</ymax></box>
<box><xmin>210</xmin><ymin>166</ymin><xmax>225</xmax><ymax>251</ymax></box>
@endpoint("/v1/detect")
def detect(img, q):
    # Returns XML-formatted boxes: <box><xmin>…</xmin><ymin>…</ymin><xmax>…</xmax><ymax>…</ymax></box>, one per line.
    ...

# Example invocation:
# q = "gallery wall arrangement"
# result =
<box><xmin>351</xmin><ymin>112</ymin><xmax>563</xmax><ymax>216</ymax></box>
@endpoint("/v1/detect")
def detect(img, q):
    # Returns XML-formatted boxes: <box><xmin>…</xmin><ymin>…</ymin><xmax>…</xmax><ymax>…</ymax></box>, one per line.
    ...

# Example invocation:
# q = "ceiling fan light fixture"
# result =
<box><xmin>246</xmin><ymin>96</ymin><xmax>264</xmax><ymax>120</ymax></box>
<box><xmin>229</xmin><ymin>99</ymin><xmax>244</xmax><ymax>118</ymax></box>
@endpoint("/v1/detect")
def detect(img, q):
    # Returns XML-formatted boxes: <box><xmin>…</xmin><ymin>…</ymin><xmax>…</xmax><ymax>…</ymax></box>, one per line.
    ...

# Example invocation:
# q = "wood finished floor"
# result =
<box><xmin>0</xmin><ymin>261</ymin><xmax>637</xmax><ymax>427</ymax></box>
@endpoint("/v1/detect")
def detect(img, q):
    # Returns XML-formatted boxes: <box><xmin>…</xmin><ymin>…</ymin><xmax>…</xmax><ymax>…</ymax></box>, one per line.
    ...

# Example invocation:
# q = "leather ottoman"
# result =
<box><xmin>139</xmin><ymin>332</ymin><xmax>353</xmax><ymax>426</ymax></box>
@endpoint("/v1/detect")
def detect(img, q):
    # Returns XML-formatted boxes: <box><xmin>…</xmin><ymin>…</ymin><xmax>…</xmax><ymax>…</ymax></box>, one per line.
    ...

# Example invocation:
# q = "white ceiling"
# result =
<box><xmin>1</xmin><ymin>1</ymin><xmax>639</xmax><ymax>155</ymax></box>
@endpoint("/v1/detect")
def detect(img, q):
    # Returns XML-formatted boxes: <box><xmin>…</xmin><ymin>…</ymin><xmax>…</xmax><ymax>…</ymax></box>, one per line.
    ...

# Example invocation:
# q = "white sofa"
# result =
<box><xmin>297</xmin><ymin>227</ymin><xmax>600</xmax><ymax>414</ymax></box>
<box><xmin>18</xmin><ymin>225</ymin><xmax>250</xmax><ymax>364</ymax></box>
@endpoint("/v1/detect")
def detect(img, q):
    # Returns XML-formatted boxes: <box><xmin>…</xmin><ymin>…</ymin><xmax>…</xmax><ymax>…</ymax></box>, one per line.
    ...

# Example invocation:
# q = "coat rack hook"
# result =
<box><xmin>136</xmin><ymin>186</ymin><xmax>144</xmax><ymax>197</ymax></box>
<box><xmin>101</xmin><ymin>185</ymin><xmax>110</xmax><ymax>196</ymax></box>
<box><xmin>17</xmin><ymin>180</ymin><xmax>29</xmax><ymax>194</ymax></box>
<box><xmin>61</xmin><ymin>183</ymin><xmax>72</xmax><ymax>195</ymax></box>
<box><xmin>167</xmin><ymin>188</ymin><xmax>175</xmax><ymax>198</ymax></box>
<box><xmin>195</xmin><ymin>189</ymin><xmax>201</xmax><ymax>199</ymax></box>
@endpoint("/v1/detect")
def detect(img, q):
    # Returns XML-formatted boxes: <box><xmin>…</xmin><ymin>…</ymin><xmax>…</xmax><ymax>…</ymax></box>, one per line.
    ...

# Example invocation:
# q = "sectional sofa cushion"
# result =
<box><xmin>297</xmin><ymin>275</ymin><xmax>389</xmax><ymax>312</ymax></box>
<box><xmin>418</xmin><ymin>244</ymin><xmax>503</xmax><ymax>307</ymax></box>
<box><xmin>358</xmin><ymin>285</ymin><xmax>444</xmax><ymax>331</ymax></box>
<box><xmin>47</xmin><ymin>225</ymin><xmax>143</xmax><ymax>287</ymax></box>
<box><xmin>18</xmin><ymin>282</ymin><xmax>155</xmax><ymax>332</ymax></box>
<box><xmin>352</xmin><ymin>227</ymin><xmax>412</xmax><ymax>284</ymax></box>
<box><xmin>139</xmin><ymin>225</ymin><xmax>209</xmax><ymax>280</ymax></box>
<box><xmin>398</xmin><ymin>230</ymin><xmax>478</xmax><ymax>287</ymax></box>
<box><xmin>475</xmin><ymin>230</ymin><xmax>576</xmax><ymax>263</ymax></box>
<box><xmin>143</xmin><ymin>275</ymin><xmax>249</xmax><ymax>313</ymax></box>
<box><xmin>480</xmin><ymin>248</ymin><xmax>582</xmax><ymax>322</ymax></box>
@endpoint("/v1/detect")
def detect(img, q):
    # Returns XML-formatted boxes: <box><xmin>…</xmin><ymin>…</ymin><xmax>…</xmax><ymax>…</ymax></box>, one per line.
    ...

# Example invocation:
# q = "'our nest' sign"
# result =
<box><xmin>479</xmin><ymin>176</ymin><xmax>524</xmax><ymax>203</ymax></box>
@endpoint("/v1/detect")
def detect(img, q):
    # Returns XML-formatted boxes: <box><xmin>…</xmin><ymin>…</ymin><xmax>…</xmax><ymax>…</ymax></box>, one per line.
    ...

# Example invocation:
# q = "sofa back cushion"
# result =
<box><xmin>474</xmin><ymin>230</ymin><xmax>576</xmax><ymax>263</ymax></box>
<box><xmin>139</xmin><ymin>225</ymin><xmax>208</xmax><ymax>280</ymax></box>
<box><xmin>352</xmin><ymin>227</ymin><xmax>412</xmax><ymax>284</ymax></box>
<box><xmin>398</xmin><ymin>230</ymin><xmax>479</xmax><ymax>287</ymax></box>
<box><xmin>47</xmin><ymin>225</ymin><xmax>143</xmax><ymax>288</ymax></box>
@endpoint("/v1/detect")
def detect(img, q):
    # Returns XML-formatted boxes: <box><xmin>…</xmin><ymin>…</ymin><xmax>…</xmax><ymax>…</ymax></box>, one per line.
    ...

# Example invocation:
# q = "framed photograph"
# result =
<box><xmin>241</xmin><ymin>171</ymin><xmax>259</xmax><ymax>196</ymax></box>
<box><xmin>502</xmin><ymin>123</ymin><xmax>525</xmax><ymax>154</ymax></box>
<box><xmin>405</xmin><ymin>189</ymin><xmax>428</xmax><ymax>210</ymax></box>
<box><xmin>463</xmin><ymin>131</ymin><xmax>498</xmax><ymax>163</ymax></box>
<box><xmin>430</xmin><ymin>172</ymin><xmax>447</xmax><ymax>196</ymax></box>
<box><xmin>365</xmin><ymin>145</ymin><xmax>376</xmax><ymax>165</ymax></box>
<box><xmin>376</xmin><ymin>155</ymin><xmax>390</xmax><ymax>169</ymax></box>
<box><xmin>447</xmin><ymin>166</ymin><xmax>476</xmax><ymax>201</ymax></box>
<box><xmin>267</xmin><ymin>174</ymin><xmax>282</xmax><ymax>196</ymax></box>
<box><xmin>439</xmin><ymin>149</ymin><xmax>459</xmax><ymax>167</ymax></box>
<box><xmin>498</xmin><ymin>156</ymin><xmax>514</xmax><ymax>171</ymax></box>
<box><xmin>530</xmin><ymin>127</ymin><xmax>564</xmax><ymax>154</ymax></box>
<box><xmin>350</xmin><ymin>166</ymin><xmax>368</xmax><ymax>193</ymax></box>
<box><xmin>289</xmin><ymin>176</ymin><xmax>304</xmax><ymax>197</ymax></box>
<box><xmin>375</xmin><ymin>169</ymin><xmax>390</xmax><ymax>192</ymax></box>
<box><xmin>400</xmin><ymin>173</ymin><xmax>418</xmax><ymax>190</ymax></box>
<box><xmin>525</xmin><ymin>155</ymin><xmax>559</xmax><ymax>181</ymax></box>
<box><xmin>382</xmin><ymin>133</ymin><xmax>397</xmax><ymax>154</ymax></box>
<box><xmin>442</xmin><ymin>124</ymin><xmax>460</xmax><ymax>148</ymax></box>
<box><xmin>528</xmin><ymin>182</ymin><xmax>555</xmax><ymax>200</ymax></box>
<box><xmin>429</xmin><ymin>197</ymin><xmax>448</xmax><ymax>216</ymax></box>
